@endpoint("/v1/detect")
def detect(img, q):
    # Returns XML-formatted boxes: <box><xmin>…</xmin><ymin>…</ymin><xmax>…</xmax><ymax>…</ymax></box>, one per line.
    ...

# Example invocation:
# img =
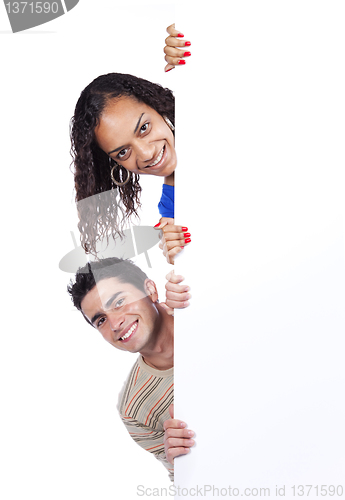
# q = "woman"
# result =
<box><xmin>71</xmin><ymin>72</ymin><xmax>190</xmax><ymax>263</ymax></box>
<box><xmin>70</xmin><ymin>26</ymin><xmax>191</xmax><ymax>263</ymax></box>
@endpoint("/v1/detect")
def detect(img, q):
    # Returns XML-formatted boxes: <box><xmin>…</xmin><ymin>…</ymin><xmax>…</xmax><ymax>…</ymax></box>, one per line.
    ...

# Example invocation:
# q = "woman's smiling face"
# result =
<box><xmin>94</xmin><ymin>96</ymin><xmax>177</xmax><ymax>178</ymax></box>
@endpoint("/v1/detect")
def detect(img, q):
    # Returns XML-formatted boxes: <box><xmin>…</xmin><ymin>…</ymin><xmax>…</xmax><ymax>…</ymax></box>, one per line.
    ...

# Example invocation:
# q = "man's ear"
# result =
<box><xmin>144</xmin><ymin>279</ymin><xmax>159</xmax><ymax>303</ymax></box>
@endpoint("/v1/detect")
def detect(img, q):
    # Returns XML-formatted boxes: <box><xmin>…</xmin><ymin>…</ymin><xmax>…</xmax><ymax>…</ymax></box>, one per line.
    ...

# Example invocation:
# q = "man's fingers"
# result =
<box><xmin>159</xmin><ymin>302</ymin><xmax>174</xmax><ymax>316</ymax></box>
<box><xmin>163</xmin><ymin>418</ymin><xmax>186</xmax><ymax>431</ymax></box>
<box><xmin>166</xmin><ymin>446</ymin><xmax>191</xmax><ymax>464</ymax></box>
<box><xmin>164</xmin><ymin>427</ymin><xmax>194</xmax><ymax>440</ymax></box>
<box><xmin>166</xmin><ymin>289</ymin><xmax>191</xmax><ymax>303</ymax></box>
<box><xmin>165</xmin><ymin>282</ymin><xmax>190</xmax><ymax>294</ymax></box>
<box><xmin>165</xmin><ymin>437</ymin><xmax>195</xmax><ymax>450</ymax></box>
<box><xmin>164</xmin><ymin>404</ymin><xmax>196</xmax><ymax>465</ymax></box>
<box><xmin>165</xmin><ymin>271</ymin><xmax>185</xmax><ymax>284</ymax></box>
<box><xmin>166</xmin><ymin>298</ymin><xmax>190</xmax><ymax>309</ymax></box>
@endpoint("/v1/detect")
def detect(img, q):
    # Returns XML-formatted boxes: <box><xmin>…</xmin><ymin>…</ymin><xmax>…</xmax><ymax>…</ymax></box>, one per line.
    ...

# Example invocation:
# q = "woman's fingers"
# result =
<box><xmin>164</xmin><ymin>239</ymin><xmax>191</xmax><ymax>251</ymax></box>
<box><xmin>160</xmin><ymin>224</ymin><xmax>191</xmax><ymax>242</ymax></box>
<box><xmin>166</xmin><ymin>23</ymin><xmax>183</xmax><ymax>38</ymax></box>
<box><xmin>155</xmin><ymin>219</ymin><xmax>191</xmax><ymax>264</ymax></box>
<box><xmin>162</xmin><ymin>231</ymin><xmax>191</xmax><ymax>244</ymax></box>
<box><xmin>164</xmin><ymin>55</ymin><xmax>188</xmax><ymax>67</ymax></box>
<box><xmin>164</xmin><ymin>46</ymin><xmax>191</xmax><ymax>59</ymax></box>
<box><xmin>165</xmin><ymin>35</ymin><xmax>191</xmax><ymax>47</ymax></box>
<box><xmin>164</xmin><ymin>24</ymin><xmax>191</xmax><ymax>72</ymax></box>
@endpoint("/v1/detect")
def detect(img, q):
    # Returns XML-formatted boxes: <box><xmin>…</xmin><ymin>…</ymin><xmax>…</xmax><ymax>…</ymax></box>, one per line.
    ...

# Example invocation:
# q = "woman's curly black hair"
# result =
<box><xmin>70</xmin><ymin>73</ymin><xmax>175</xmax><ymax>255</ymax></box>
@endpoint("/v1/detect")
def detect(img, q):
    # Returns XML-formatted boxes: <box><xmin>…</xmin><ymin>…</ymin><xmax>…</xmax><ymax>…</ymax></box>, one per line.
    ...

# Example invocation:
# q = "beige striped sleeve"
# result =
<box><xmin>117</xmin><ymin>356</ymin><xmax>174</xmax><ymax>481</ymax></box>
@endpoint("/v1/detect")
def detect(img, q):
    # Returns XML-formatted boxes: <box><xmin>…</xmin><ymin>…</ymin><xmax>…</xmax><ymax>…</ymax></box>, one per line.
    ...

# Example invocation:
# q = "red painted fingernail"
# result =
<box><xmin>181</xmin><ymin>227</ymin><xmax>188</xmax><ymax>232</ymax></box>
<box><xmin>165</xmin><ymin>68</ymin><xmax>174</xmax><ymax>73</ymax></box>
<box><xmin>154</xmin><ymin>223</ymin><xmax>160</xmax><ymax>228</ymax></box>
<box><xmin>185</xmin><ymin>41</ymin><xmax>191</xmax><ymax>46</ymax></box>
<box><xmin>185</xmin><ymin>238</ymin><xmax>191</xmax><ymax>244</ymax></box>
<box><xmin>183</xmin><ymin>51</ymin><xmax>191</xmax><ymax>57</ymax></box>
<box><xmin>180</xmin><ymin>246</ymin><xmax>184</xmax><ymax>249</ymax></box>
<box><xmin>177</xmin><ymin>33</ymin><xmax>184</xmax><ymax>38</ymax></box>
<box><xmin>184</xmin><ymin>232</ymin><xmax>191</xmax><ymax>237</ymax></box>
<box><xmin>178</xmin><ymin>59</ymin><xmax>186</xmax><ymax>65</ymax></box>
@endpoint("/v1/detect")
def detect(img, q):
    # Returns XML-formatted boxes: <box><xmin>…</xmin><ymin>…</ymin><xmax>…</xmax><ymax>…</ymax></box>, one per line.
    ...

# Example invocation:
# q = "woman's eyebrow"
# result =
<box><xmin>108</xmin><ymin>113</ymin><xmax>145</xmax><ymax>155</ymax></box>
<box><xmin>133</xmin><ymin>113</ymin><xmax>145</xmax><ymax>134</ymax></box>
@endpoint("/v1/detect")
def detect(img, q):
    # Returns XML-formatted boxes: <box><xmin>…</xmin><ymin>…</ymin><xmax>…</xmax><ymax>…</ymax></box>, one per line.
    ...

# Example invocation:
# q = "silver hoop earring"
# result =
<box><xmin>163</xmin><ymin>115</ymin><xmax>175</xmax><ymax>131</ymax></box>
<box><xmin>110</xmin><ymin>163</ymin><xmax>131</xmax><ymax>187</ymax></box>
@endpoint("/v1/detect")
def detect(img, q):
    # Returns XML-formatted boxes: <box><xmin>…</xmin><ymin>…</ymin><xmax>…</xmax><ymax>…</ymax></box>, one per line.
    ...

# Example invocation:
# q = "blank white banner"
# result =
<box><xmin>174</xmin><ymin>1</ymin><xmax>345</xmax><ymax>497</ymax></box>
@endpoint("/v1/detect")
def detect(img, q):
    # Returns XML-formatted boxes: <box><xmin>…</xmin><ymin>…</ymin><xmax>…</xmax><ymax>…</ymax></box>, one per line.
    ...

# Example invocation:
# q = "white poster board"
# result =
<box><xmin>174</xmin><ymin>1</ymin><xmax>345</xmax><ymax>498</ymax></box>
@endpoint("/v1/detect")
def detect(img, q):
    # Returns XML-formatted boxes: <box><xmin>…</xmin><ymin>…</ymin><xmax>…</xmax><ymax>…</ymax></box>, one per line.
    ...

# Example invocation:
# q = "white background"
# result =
<box><xmin>0</xmin><ymin>1</ymin><xmax>176</xmax><ymax>499</ymax></box>
<box><xmin>1</xmin><ymin>1</ymin><xmax>345</xmax><ymax>500</ymax></box>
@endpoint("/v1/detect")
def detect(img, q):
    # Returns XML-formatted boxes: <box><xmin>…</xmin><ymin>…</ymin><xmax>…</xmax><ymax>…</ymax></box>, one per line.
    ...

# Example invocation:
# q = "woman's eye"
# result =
<box><xmin>117</xmin><ymin>148</ymin><xmax>129</xmax><ymax>159</ymax></box>
<box><xmin>140</xmin><ymin>123</ymin><xmax>149</xmax><ymax>134</ymax></box>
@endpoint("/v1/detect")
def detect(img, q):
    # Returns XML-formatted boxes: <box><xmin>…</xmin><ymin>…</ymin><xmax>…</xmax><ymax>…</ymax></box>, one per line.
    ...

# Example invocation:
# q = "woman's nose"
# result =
<box><xmin>134</xmin><ymin>140</ymin><xmax>155</xmax><ymax>164</ymax></box>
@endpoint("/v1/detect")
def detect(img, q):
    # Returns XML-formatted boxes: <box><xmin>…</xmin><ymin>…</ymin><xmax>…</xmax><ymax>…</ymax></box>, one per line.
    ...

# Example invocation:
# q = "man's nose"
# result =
<box><xmin>107</xmin><ymin>311</ymin><xmax>125</xmax><ymax>332</ymax></box>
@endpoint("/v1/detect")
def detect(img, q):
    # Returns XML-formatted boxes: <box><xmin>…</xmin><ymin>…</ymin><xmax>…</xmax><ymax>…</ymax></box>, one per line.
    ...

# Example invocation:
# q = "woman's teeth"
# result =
<box><xmin>120</xmin><ymin>322</ymin><xmax>137</xmax><ymax>341</ymax></box>
<box><xmin>148</xmin><ymin>146</ymin><xmax>164</xmax><ymax>167</ymax></box>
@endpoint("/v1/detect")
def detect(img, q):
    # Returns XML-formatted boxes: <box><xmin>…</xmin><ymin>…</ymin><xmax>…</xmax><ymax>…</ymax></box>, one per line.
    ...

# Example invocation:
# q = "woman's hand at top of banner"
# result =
<box><xmin>164</xmin><ymin>24</ymin><xmax>191</xmax><ymax>73</ymax></box>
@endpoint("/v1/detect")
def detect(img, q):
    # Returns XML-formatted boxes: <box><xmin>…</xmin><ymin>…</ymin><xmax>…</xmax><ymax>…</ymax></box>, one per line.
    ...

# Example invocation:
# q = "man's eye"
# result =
<box><xmin>97</xmin><ymin>317</ymin><xmax>106</xmax><ymax>328</ymax></box>
<box><xmin>114</xmin><ymin>298</ymin><xmax>125</xmax><ymax>308</ymax></box>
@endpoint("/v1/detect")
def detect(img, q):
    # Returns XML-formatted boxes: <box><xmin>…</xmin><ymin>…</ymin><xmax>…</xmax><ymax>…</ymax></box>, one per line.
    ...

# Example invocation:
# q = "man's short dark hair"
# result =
<box><xmin>67</xmin><ymin>257</ymin><xmax>148</xmax><ymax>312</ymax></box>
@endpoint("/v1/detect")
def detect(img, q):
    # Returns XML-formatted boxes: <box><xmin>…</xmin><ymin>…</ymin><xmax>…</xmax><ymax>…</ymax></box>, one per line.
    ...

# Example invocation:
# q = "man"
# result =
<box><xmin>67</xmin><ymin>257</ymin><xmax>195</xmax><ymax>481</ymax></box>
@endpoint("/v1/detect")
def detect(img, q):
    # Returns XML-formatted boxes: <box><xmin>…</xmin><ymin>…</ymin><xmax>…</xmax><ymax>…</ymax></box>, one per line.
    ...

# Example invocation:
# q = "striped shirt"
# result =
<box><xmin>117</xmin><ymin>355</ymin><xmax>174</xmax><ymax>480</ymax></box>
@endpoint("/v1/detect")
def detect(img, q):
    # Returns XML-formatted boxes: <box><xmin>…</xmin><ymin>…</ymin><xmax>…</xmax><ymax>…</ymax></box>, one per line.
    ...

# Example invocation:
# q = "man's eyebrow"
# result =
<box><xmin>90</xmin><ymin>291</ymin><xmax>123</xmax><ymax>325</ymax></box>
<box><xmin>107</xmin><ymin>113</ymin><xmax>145</xmax><ymax>155</ymax></box>
<box><xmin>90</xmin><ymin>312</ymin><xmax>103</xmax><ymax>326</ymax></box>
<box><xmin>105</xmin><ymin>291</ymin><xmax>123</xmax><ymax>309</ymax></box>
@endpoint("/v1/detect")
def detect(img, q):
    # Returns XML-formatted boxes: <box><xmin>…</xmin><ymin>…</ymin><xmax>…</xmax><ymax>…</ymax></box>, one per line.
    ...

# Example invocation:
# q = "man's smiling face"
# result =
<box><xmin>81</xmin><ymin>277</ymin><xmax>160</xmax><ymax>353</ymax></box>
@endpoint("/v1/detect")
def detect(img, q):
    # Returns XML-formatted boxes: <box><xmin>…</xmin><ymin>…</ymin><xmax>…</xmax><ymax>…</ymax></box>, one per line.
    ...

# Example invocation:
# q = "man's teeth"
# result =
<box><xmin>120</xmin><ymin>323</ymin><xmax>137</xmax><ymax>340</ymax></box>
<box><xmin>148</xmin><ymin>147</ymin><xmax>164</xmax><ymax>167</ymax></box>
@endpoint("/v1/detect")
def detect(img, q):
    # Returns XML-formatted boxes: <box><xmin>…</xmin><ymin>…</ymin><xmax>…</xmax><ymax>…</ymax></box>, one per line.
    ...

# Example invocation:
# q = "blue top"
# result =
<box><xmin>158</xmin><ymin>184</ymin><xmax>174</xmax><ymax>219</ymax></box>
